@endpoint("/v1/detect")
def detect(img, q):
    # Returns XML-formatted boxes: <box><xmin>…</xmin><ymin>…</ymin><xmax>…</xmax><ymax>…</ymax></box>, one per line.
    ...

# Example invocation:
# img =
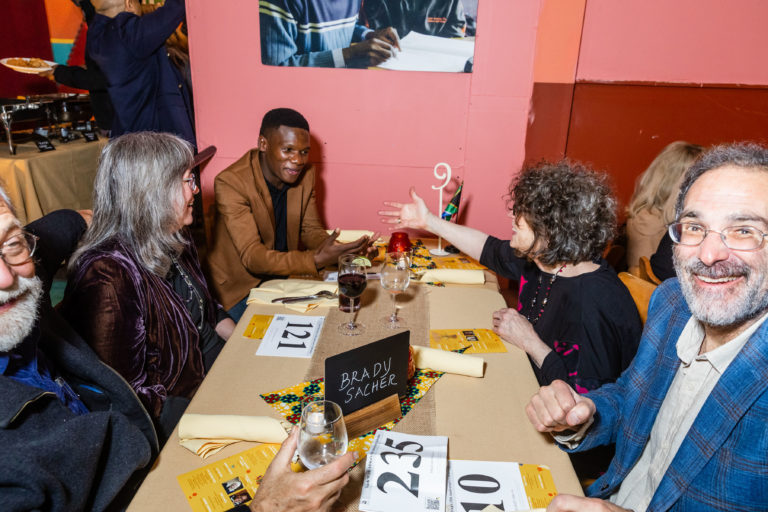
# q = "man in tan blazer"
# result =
<box><xmin>207</xmin><ymin>108</ymin><xmax>371</xmax><ymax>320</ymax></box>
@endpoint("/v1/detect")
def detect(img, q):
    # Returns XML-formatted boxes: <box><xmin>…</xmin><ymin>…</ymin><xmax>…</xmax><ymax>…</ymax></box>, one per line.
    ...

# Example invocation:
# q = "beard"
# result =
<box><xmin>674</xmin><ymin>251</ymin><xmax>768</xmax><ymax>327</ymax></box>
<box><xmin>0</xmin><ymin>275</ymin><xmax>43</xmax><ymax>352</ymax></box>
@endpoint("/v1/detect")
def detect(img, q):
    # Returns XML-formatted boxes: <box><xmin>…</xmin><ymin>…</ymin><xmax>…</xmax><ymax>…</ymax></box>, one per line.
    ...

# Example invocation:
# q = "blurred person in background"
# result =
<box><xmin>88</xmin><ymin>0</ymin><xmax>195</xmax><ymax>146</ymax></box>
<box><xmin>625</xmin><ymin>141</ymin><xmax>703</xmax><ymax>274</ymax></box>
<box><xmin>39</xmin><ymin>0</ymin><xmax>115</xmax><ymax>133</ymax></box>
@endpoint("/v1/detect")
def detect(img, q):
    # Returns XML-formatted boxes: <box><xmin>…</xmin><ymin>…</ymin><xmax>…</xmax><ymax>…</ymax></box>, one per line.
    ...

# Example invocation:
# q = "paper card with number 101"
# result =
<box><xmin>447</xmin><ymin>460</ymin><xmax>557</xmax><ymax>512</ymax></box>
<box><xmin>360</xmin><ymin>431</ymin><xmax>448</xmax><ymax>512</ymax></box>
<box><xmin>255</xmin><ymin>314</ymin><xmax>324</xmax><ymax>358</ymax></box>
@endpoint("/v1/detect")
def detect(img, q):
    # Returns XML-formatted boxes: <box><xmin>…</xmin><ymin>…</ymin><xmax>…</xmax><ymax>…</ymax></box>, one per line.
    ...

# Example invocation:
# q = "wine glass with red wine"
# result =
<box><xmin>337</xmin><ymin>254</ymin><xmax>368</xmax><ymax>335</ymax></box>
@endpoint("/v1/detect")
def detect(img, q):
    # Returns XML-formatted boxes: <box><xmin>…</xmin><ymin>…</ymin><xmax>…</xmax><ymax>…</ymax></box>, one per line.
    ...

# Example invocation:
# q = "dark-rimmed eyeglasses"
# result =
<box><xmin>183</xmin><ymin>173</ymin><xmax>199</xmax><ymax>194</ymax></box>
<box><xmin>0</xmin><ymin>232</ymin><xmax>38</xmax><ymax>266</ymax></box>
<box><xmin>668</xmin><ymin>222</ymin><xmax>768</xmax><ymax>251</ymax></box>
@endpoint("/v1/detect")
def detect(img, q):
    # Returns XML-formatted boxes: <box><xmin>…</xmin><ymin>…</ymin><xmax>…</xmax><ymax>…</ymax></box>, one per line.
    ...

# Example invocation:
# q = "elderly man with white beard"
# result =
<box><xmin>0</xmin><ymin>203</ymin><xmax>158</xmax><ymax>511</ymax></box>
<box><xmin>0</xmin><ymin>193</ymin><xmax>356</xmax><ymax>511</ymax></box>
<box><xmin>526</xmin><ymin>143</ymin><xmax>768</xmax><ymax>512</ymax></box>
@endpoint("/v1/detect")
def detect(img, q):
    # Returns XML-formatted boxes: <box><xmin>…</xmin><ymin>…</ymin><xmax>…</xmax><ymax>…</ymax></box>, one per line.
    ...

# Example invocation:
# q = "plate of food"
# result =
<box><xmin>1</xmin><ymin>57</ymin><xmax>56</xmax><ymax>74</ymax></box>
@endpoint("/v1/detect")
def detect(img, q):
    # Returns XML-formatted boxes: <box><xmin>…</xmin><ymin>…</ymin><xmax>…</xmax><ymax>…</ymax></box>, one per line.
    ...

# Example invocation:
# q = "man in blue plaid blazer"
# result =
<box><xmin>527</xmin><ymin>143</ymin><xmax>768</xmax><ymax>512</ymax></box>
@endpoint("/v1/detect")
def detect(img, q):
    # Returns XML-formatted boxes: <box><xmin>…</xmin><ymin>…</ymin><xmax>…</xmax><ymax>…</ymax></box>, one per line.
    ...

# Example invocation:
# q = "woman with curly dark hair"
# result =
<box><xmin>380</xmin><ymin>161</ymin><xmax>642</xmax><ymax>393</ymax></box>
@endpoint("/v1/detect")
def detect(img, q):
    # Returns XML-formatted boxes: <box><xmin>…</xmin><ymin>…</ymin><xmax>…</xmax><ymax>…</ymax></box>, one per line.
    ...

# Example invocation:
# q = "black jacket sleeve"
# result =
<box><xmin>53</xmin><ymin>64</ymin><xmax>108</xmax><ymax>91</ymax></box>
<box><xmin>25</xmin><ymin>210</ymin><xmax>87</xmax><ymax>294</ymax></box>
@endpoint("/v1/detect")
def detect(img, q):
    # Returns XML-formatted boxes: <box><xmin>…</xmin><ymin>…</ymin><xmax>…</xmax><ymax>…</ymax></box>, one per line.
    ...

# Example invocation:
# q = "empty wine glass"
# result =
<box><xmin>337</xmin><ymin>254</ymin><xmax>368</xmax><ymax>335</ymax></box>
<box><xmin>380</xmin><ymin>251</ymin><xmax>410</xmax><ymax>329</ymax></box>
<box><xmin>298</xmin><ymin>400</ymin><xmax>348</xmax><ymax>469</ymax></box>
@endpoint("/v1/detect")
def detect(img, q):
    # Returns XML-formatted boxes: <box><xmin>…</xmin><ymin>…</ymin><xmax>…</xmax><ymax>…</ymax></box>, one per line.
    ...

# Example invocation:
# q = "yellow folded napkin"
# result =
<box><xmin>420</xmin><ymin>269</ymin><xmax>485</xmax><ymax>285</ymax></box>
<box><xmin>411</xmin><ymin>346</ymin><xmax>484</xmax><ymax>377</ymax></box>
<box><xmin>326</xmin><ymin>229</ymin><xmax>375</xmax><ymax>243</ymax></box>
<box><xmin>178</xmin><ymin>414</ymin><xmax>289</xmax><ymax>459</ymax></box>
<box><xmin>247</xmin><ymin>279</ymin><xmax>338</xmax><ymax>313</ymax></box>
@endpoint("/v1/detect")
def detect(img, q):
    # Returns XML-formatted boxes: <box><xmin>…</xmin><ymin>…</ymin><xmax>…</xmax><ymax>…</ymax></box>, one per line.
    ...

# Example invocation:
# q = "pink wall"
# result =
<box><xmin>187</xmin><ymin>1</ymin><xmax>542</xmax><ymax>239</ymax></box>
<box><xmin>577</xmin><ymin>0</ymin><xmax>768</xmax><ymax>85</ymax></box>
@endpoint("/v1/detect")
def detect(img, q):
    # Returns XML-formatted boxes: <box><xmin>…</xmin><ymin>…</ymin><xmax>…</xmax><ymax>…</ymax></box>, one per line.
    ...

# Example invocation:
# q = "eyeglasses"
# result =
<box><xmin>0</xmin><ymin>232</ymin><xmax>38</xmax><ymax>266</ymax></box>
<box><xmin>183</xmin><ymin>173</ymin><xmax>199</xmax><ymax>194</ymax></box>
<box><xmin>668</xmin><ymin>222</ymin><xmax>768</xmax><ymax>251</ymax></box>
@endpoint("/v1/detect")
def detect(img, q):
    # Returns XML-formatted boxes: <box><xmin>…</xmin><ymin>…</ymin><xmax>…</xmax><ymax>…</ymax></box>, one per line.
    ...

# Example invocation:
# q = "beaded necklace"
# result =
<box><xmin>172</xmin><ymin>256</ymin><xmax>205</xmax><ymax>330</ymax></box>
<box><xmin>526</xmin><ymin>263</ymin><xmax>567</xmax><ymax>325</ymax></box>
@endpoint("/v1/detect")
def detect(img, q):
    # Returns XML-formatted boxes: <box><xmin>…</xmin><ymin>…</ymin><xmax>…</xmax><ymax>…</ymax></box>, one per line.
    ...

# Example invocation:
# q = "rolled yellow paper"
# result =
<box><xmin>411</xmin><ymin>345</ymin><xmax>484</xmax><ymax>377</ymax></box>
<box><xmin>178</xmin><ymin>414</ymin><xmax>288</xmax><ymax>443</ymax></box>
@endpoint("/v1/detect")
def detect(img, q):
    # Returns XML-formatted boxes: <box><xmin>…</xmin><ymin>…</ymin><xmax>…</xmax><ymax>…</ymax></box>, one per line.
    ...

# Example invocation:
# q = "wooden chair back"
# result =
<box><xmin>618</xmin><ymin>271</ymin><xmax>657</xmax><ymax>324</ymax></box>
<box><xmin>637</xmin><ymin>256</ymin><xmax>662</xmax><ymax>285</ymax></box>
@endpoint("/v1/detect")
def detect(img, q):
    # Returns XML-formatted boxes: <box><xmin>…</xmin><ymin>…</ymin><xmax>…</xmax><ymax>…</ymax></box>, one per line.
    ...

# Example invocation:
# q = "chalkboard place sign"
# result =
<box><xmin>35</xmin><ymin>139</ymin><xmax>56</xmax><ymax>152</ymax></box>
<box><xmin>82</xmin><ymin>131</ymin><xmax>99</xmax><ymax>142</ymax></box>
<box><xmin>325</xmin><ymin>331</ymin><xmax>410</xmax><ymax>416</ymax></box>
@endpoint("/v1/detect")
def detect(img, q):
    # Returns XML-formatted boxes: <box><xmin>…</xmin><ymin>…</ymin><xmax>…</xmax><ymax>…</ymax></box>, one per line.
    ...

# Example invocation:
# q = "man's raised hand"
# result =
<box><xmin>525</xmin><ymin>380</ymin><xmax>596</xmax><ymax>433</ymax></box>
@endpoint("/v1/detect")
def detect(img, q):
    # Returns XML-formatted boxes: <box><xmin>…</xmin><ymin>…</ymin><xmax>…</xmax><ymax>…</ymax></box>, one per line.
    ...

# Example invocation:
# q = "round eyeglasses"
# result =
<box><xmin>183</xmin><ymin>172</ymin><xmax>199</xmax><ymax>194</ymax></box>
<box><xmin>0</xmin><ymin>232</ymin><xmax>39</xmax><ymax>266</ymax></box>
<box><xmin>668</xmin><ymin>222</ymin><xmax>768</xmax><ymax>251</ymax></box>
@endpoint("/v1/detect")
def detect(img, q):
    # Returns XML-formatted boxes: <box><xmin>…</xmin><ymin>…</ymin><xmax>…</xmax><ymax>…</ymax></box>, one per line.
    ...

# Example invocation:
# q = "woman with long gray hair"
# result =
<box><xmin>60</xmin><ymin>132</ymin><xmax>235</xmax><ymax>442</ymax></box>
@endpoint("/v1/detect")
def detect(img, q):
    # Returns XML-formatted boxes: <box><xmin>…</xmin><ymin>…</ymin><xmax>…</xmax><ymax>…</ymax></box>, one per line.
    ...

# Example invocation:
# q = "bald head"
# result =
<box><xmin>93</xmin><ymin>0</ymin><xmax>140</xmax><ymax>17</ymax></box>
<box><xmin>0</xmin><ymin>213</ymin><xmax>21</xmax><ymax>239</ymax></box>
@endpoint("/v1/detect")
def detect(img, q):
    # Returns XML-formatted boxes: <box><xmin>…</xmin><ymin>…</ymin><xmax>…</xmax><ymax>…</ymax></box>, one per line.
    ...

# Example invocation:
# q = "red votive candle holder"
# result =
<box><xmin>387</xmin><ymin>232</ymin><xmax>412</xmax><ymax>253</ymax></box>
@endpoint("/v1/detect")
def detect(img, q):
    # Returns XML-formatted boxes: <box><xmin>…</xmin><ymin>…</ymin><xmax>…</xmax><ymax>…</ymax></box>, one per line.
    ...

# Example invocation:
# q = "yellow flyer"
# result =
<box><xmin>519</xmin><ymin>464</ymin><xmax>558</xmax><ymax>507</ymax></box>
<box><xmin>177</xmin><ymin>444</ymin><xmax>280</xmax><ymax>511</ymax></box>
<box><xmin>242</xmin><ymin>314</ymin><xmax>274</xmax><ymax>340</ymax></box>
<box><xmin>430</xmin><ymin>328</ymin><xmax>507</xmax><ymax>354</ymax></box>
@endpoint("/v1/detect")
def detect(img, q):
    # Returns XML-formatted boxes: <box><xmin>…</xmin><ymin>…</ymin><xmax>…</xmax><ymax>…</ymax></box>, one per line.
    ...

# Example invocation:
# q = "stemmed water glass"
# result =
<box><xmin>337</xmin><ymin>254</ymin><xmax>368</xmax><ymax>335</ymax></box>
<box><xmin>298</xmin><ymin>400</ymin><xmax>348</xmax><ymax>469</ymax></box>
<box><xmin>380</xmin><ymin>251</ymin><xmax>410</xmax><ymax>329</ymax></box>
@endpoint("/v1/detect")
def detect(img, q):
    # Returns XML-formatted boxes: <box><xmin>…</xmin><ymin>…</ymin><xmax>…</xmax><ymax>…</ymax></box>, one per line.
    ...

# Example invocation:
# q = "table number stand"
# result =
<box><xmin>343</xmin><ymin>394</ymin><xmax>401</xmax><ymax>439</ymax></box>
<box><xmin>430</xmin><ymin>162</ymin><xmax>452</xmax><ymax>256</ymax></box>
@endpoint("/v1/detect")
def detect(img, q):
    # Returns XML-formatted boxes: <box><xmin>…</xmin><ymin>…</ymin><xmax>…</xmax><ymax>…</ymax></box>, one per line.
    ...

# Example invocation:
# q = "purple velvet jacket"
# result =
<box><xmin>60</xmin><ymin>235</ymin><xmax>221</xmax><ymax>419</ymax></box>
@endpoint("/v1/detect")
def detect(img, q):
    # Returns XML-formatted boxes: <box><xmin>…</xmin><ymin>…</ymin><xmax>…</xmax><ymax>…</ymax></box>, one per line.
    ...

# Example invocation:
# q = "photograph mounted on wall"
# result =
<box><xmin>259</xmin><ymin>0</ymin><xmax>478</xmax><ymax>72</ymax></box>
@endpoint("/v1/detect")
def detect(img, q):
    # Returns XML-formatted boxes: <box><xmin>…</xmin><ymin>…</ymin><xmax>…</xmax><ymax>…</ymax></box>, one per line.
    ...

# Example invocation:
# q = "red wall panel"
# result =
<box><xmin>0</xmin><ymin>0</ymin><xmax>57</xmax><ymax>98</ymax></box>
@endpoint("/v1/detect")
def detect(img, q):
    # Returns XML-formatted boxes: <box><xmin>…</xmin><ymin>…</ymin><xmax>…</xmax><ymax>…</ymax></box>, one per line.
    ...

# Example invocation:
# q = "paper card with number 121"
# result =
<box><xmin>255</xmin><ymin>314</ymin><xmax>324</xmax><ymax>358</ymax></box>
<box><xmin>360</xmin><ymin>431</ymin><xmax>448</xmax><ymax>512</ymax></box>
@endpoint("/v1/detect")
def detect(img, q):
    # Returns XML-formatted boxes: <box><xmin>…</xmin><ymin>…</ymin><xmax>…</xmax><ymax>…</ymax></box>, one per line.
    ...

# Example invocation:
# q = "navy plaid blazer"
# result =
<box><xmin>570</xmin><ymin>278</ymin><xmax>768</xmax><ymax>511</ymax></box>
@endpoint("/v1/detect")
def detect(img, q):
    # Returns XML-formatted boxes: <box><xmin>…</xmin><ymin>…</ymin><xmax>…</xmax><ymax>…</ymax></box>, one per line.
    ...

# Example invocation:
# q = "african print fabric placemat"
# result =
<box><xmin>411</xmin><ymin>238</ymin><xmax>487</xmax><ymax>271</ymax></box>
<box><xmin>259</xmin><ymin>369</ymin><xmax>443</xmax><ymax>464</ymax></box>
<box><xmin>260</xmin><ymin>367</ymin><xmax>443</xmax><ymax>512</ymax></box>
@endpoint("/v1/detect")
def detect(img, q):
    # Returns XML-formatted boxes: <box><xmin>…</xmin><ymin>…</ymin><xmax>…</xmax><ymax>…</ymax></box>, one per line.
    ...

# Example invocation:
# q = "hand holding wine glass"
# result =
<box><xmin>298</xmin><ymin>400</ymin><xmax>348</xmax><ymax>470</ymax></box>
<box><xmin>338</xmin><ymin>254</ymin><xmax>368</xmax><ymax>335</ymax></box>
<box><xmin>380</xmin><ymin>251</ymin><xmax>410</xmax><ymax>329</ymax></box>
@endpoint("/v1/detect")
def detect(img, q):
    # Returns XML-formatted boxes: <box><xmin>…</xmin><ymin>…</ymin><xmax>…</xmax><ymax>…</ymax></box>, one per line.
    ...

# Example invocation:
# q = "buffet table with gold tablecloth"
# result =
<box><xmin>0</xmin><ymin>138</ymin><xmax>106</xmax><ymax>223</ymax></box>
<box><xmin>128</xmin><ymin>265</ymin><xmax>582</xmax><ymax>511</ymax></box>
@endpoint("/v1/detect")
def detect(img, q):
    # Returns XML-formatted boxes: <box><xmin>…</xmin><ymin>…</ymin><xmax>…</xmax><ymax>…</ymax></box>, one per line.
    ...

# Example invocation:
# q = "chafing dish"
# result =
<box><xmin>0</xmin><ymin>99</ymin><xmax>49</xmax><ymax>155</ymax></box>
<box><xmin>1</xmin><ymin>94</ymin><xmax>95</xmax><ymax>155</ymax></box>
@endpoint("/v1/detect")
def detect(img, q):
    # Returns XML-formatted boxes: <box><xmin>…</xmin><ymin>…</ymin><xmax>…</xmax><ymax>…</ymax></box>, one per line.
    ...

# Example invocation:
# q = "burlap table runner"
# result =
<box><xmin>303</xmin><ymin>281</ymin><xmax>436</xmax><ymax>512</ymax></box>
